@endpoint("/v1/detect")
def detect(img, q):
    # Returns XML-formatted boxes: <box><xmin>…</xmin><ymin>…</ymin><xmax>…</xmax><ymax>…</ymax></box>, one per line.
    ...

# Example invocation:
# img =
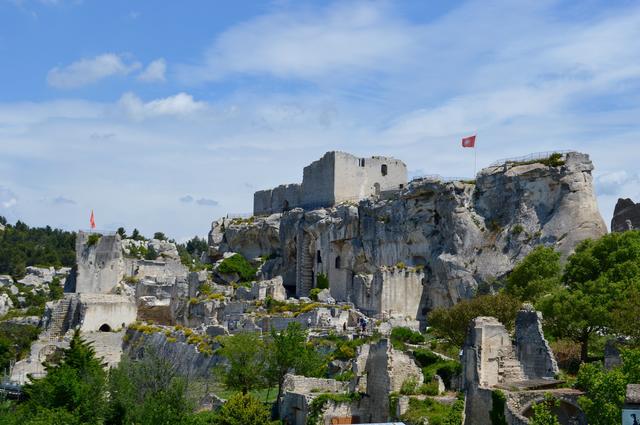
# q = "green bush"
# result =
<box><xmin>413</xmin><ymin>348</ymin><xmax>441</xmax><ymax>367</ymax></box>
<box><xmin>418</xmin><ymin>380</ymin><xmax>440</xmax><ymax>396</ymax></box>
<box><xmin>309</xmin><ymin>288</ymin><xmax>321</xmax><ymax>301</ymax></box>
<box><xmin>87</xmin><ymin>233</ymin><xmax>101</xmax><ymax>247</ymax></box>
<box><xmin>218</xmin><ymin>254</ymin><xmax>257</xmax><ymax>282</ymax></box>
<box><xmin>316</xmin><ymin>273</ymin><xmax>329</xmax><ymax>289</ymax></box>
<box><xmin>391</xmin><ymin>327</ymin><xmax>425</xmax><ymax>345</ymax></box>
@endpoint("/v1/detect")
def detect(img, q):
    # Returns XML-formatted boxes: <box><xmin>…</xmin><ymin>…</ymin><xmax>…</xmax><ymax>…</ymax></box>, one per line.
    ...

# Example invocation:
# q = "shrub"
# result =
<box><xmin>413</xmin><ymin>348</ymin><xmax>441</xmax><ymax>367</ymax></box>
<box><xmin>334</xmin><ymin>370</ymin><xmax>355</xmax><ymax>382</ymax></box>
<box><xmin>400</xmin><ymin>377</ymin><xmax>419</xmax><ymax>395</ymax></box>
<box><xmin>87</xmin><ymin>233</ymin><xmax>101</xmax><ymax>247</ymax></box>
<box><xmin>550</xmin><ymin>340</ymin><xmax>581</xmax><ymax>374</ymax></box>
<box><xmin>144</xmin><ymin>245</ymin><xmax>158</xmax><ymax>261</ymax></box>
<box><xmin>218</xmin><ymin>254</ymin><xmax>257</xmax><ymax>282</ymax></box>
<box><xmin>511</xmin><ymin>224</ymin><xmax>524</xmax><ymax>235</ymax></box>
<box><xmin>396</xmin><ymin>261</ymin><xmax>406</xmax><ymax>270</ymax></box>
<box><xmin>316</xmin><ymin>273</ymin><xmax>329</xmax><ymax>289</ymax></box>
<box><xmin>418</xmin><ymin>380</ymin><xmax>440</xmax><ymax>396</ymax></box>
<box><xmin>309</xmin><ymin>288</ymin><xmax>321</xmax><ymax>301</ymax></box>
<box><xmin>391</xmin><ymin>327</ymin><xmax>425</xmax><ymax>345</ymax></box>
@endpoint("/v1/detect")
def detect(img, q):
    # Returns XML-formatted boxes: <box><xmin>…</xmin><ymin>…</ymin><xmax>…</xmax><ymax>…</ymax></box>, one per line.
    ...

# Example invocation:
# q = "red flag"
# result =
<box><xmin>462</xmin><ymin>135</ymin><xmax>476</xmax><ymax>148</ymax></box>
<box><xmin>90</xmin><ymin>210</ymin><xmax>96</xmax><ymax>229</ymax></box>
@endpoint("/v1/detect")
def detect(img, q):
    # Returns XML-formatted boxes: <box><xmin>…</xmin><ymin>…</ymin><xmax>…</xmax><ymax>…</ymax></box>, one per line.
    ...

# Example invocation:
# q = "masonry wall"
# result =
<box><xmin>75</xmin><ymin>232</ymin><xmax>124</xmax><ymax>294</ymax></box>
<box><xmin>254</xmin><ymin>183</ymin><xmax>302</xmax><ymax>215</ymax></box>
<box><xmin>78</xmin><ymin>294</ymin><xmax>137</xmax><ymax>331</ymax></box>
<box><xmin>301</xmin><ymin>152</ymin><xmax>336</xmax><ymax>208</ymax></box>
<box><xmin>333</xmin><ymin>152</ymin><xmax>407</xmax><ymax>204</ymax></box>
<box><xmin>350</xmin><ymin>269</ymin><xmax>424</xmax><ymax>319</ymax></box>
<box><xmin>514</xmin><ymin>308</ymin><xmax>559</xmax><ymax>379</ymax></box>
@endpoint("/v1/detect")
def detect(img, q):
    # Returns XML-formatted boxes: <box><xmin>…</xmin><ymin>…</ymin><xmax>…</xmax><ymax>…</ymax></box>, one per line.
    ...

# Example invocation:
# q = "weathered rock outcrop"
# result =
<box><xmin>611</xmin><ymin>198</ymin><xmax>640</xmax><ymax>232</ymax></box>
<box><xmin>208</xmin><ymin>215</ymin><xmax>281</xmax><ymax>260</ymax></box>
<box><xmin>210</xmin><ymin>152</ymin><xmax>605</xmax><ymax>322</ymax></box>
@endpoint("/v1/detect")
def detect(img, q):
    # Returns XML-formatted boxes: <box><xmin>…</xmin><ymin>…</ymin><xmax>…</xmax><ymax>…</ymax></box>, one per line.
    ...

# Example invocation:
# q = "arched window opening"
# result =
<box><xmin>381</xmin><ymin>164</ymin><xmax>388</xmax><ymax>176</ymax></box>
<box><xmin>317</xmin><ymin>250</ymin><xmax>322</xmax><ymax>263</ymax></box>
<box><xmin>99</xmin><ymin>323</ymin><xmax>111</xmax><ymax>332</ymax></box>
<box><xmin>335</xmin><ymin>256</ymin><xmax>341</xmax><ymax>269</ymax></box>
<box><xmin>359</xmin><ymin>158</ymin><xmax>365</xmax><ymax>167</ymax></box>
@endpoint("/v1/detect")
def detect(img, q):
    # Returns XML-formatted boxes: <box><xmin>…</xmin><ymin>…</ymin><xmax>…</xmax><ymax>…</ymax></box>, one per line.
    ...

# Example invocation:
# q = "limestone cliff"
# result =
<box><xmin>209</xmin><ymin>152</ymin><xmax>606</xmax><ymax>322</ymax></box>
<box><xmin>611</xmin><ymin>198</ymin><xmax>640</xmax><ymax>232</ymax></box>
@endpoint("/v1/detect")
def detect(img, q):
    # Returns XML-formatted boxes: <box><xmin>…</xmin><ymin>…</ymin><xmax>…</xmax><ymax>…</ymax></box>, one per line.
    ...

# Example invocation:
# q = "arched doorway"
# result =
<box><xmin>99</xmin><ymin>323</ymin><xmax>112</xmax><ymax>332</ymax></box>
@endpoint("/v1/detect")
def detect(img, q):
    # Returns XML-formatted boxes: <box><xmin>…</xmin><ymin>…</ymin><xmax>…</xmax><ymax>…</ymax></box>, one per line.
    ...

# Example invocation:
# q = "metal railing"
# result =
<box><xmin>225</xmin><ymin>213</ymin><xmax>253</xmax><ymax>219</ymax></box>
<box><xmin>410</xmin><ymin>174</ymin><xmax>475</xmax><ymax>183</ymax></box>
<box><xmin>489</xmin><ymin>150</ymin><xmax>574</xmax><ymax>167</ymax></box>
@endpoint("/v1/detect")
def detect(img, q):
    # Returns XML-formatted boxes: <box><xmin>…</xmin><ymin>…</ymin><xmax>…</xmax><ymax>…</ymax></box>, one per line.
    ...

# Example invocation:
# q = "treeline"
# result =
<box><xmin>0</xmin><ymin>217</ymin><xmax>75</xmax><ymax>279</ymax></box>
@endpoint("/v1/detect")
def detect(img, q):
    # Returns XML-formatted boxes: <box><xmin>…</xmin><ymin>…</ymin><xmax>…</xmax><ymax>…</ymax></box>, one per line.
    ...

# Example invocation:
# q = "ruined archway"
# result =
<box><xmin>99</xmin><ymin>323</ymin><xmax>112</xmax><ymax>332</ymax></box>
<box><xmin>521</xmin><ymin>396</ymin><xmax>586</xmax><ymax>425</ymax></box>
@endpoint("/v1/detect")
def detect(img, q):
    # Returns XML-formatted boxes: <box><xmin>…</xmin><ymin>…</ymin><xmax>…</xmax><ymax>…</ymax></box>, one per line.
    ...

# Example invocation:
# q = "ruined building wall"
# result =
<box><xmin>350</xmin><ymin>269</ymin><xmax>424</xmax><ymax>318</ymax></box>
<box><xmin>253</xmin><ymin>151</ymin><xmax>408</xmax><ymax>215</ymax></box>
<box><xmin>300</xmin><ymin>152</ymin><xmax>336</xmax><ymax>208</ymax></box>
<box><xmin>75</xmin><ymin>232</ymin><xmax>124</xmax><ymax>294</ymax></box>
<box><xmin>514</xmin><ymin>307</ymin><xmax>559</xmax><ymax>380</ymax></box>
<box><xmin>253</xmin><ymin>184</ymin><xmax>302</xmax><ymax>216</ymax></box>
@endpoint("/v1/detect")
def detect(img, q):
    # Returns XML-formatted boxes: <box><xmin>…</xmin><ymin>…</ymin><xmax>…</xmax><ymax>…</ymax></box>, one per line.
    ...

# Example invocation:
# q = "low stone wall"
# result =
<box><xmin>78</xmin><ymin>293</ymin><xmax>137</xmax><ymax>332</ymax></box>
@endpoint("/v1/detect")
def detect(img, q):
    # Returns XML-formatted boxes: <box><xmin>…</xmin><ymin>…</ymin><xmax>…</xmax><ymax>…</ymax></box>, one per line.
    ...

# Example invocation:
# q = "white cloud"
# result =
<box><xmin>118</xmin><ymin>92</ymin><xmax>207</xmax><ymax>120</ymax></box>
<box><xmin>179</xmin><ymin>2</ymin><xmax>416</xmax><ymax>82</ymax></box>
<box><xmin>196</xmin><ymin>198</ymin><xmax>218</xmax><ymax>207</ymax></box>
<box><xmin>0</xmin><ymin>187</ymin><xmax>18</xmax><ymax>209</ymax></box>
<box><xmin>138</xmin><ymin>58</ymin><xmax>167</xmax><ymax>83</ymax></box>
<box><xmin>47</xmin><ymin>53</ymin><xmax>141</xmax><ymax>89</ymax></box>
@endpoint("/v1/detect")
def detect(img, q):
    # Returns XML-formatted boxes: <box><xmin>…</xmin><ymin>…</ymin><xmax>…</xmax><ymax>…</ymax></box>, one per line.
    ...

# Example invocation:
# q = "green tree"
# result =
<box><xmin>214</xmin><ymin>393</ymin><xmax>272</xmax><ymax>425</ymax></box>
<box><xmin>144</xmin><ymin>245</ymin><xmax>159</xmax><ymax>261</ymax></box>
<box><xmin>153</xmin><ymin>232</ymin><xmax>167</xmax><ymax>241</ymax></box>
<box><xmin>19</xmin><ymin>330</ymin><xmax>107</xmax><ymax>424</ymax></box>
<box><xmin>106</xmin><ymin>349</ymin><xmax>192</xmax><ymax>425</ymax></box>
<box><xmin>265</xmin><ymin>322</ymin><xmax>327</xmax><ymax>405</ymax></box>
<box><xmin>218</xmin><ymin>332</ymin><xmax>267</xmax><ymax>395</ymax></box>
<box><xmin>530</xmin><ymin>394</ymin><xmax>560</xmax><ymax>425</ymax></box>
<box><xmin>505</xmin><ymin>246</ymin><xmax>561</xmax><ymax>302</ymax></box>
<box><xmin>116</xmin><ymin>227</ymin><xmax>127</xmax><ymax>238</ymax></box>
<box><xmin>131</xmin><ymin>228</ymin><xmax>144</xmax><ymax>241</ymax></box>
<box><xmin>427</xmin><ymin>293</ymin><xmax>521</xmax><ymax>347</ymax></box>
<box><xmin>537</xmin><ymin>231</ymin><xmax>640</xmax><ymax>361</ymax></box>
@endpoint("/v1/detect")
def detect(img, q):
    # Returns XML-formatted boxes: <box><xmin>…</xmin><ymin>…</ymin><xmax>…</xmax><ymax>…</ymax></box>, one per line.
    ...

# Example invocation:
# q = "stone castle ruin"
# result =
<box><xmin>253</xmin><ymin>151</ymin><xmax>408</xmax><ymax>215</ymax></box>
<box><xmin>212</xmin><ymin>151</ymin><xmax>606</xmax><ymax>325</ymax></box>
<box><xmin>462</xmin><ymin>306</ymin><xmax>586</xmax><ymax>425</ymax></box>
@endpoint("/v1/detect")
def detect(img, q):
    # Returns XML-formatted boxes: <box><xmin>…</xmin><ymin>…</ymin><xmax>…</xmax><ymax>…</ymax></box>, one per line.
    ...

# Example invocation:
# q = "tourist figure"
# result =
<box><xmin>306</xmin><ymin>317</ymin><xmax>312</xmax><ymax>329</ymax></box>
<box><xmin>632</xmin><ymin>413</ymin><xmax>640</xmax><ymax>425</ymax></box>
<box><xmin>343</xmin><ymin>322</ymin><xmax>347</xmax><ymax>333</ymax></box>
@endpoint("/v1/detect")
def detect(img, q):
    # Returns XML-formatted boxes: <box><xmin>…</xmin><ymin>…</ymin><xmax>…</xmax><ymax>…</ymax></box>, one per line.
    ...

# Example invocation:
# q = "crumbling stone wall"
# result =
<box><xmin>351</xmin><ymin>268</ymin><xmax>424</xmax><ymax>318</ymax></box>
<box><xmin>515</xmin><ymin>306</ymin><xmax>559</xmax><ymax>379</ymax></box>
<box><xmin>76</xmin><ymin>232</ymin><xmax>124</xmax><ymax>294</ymax></box>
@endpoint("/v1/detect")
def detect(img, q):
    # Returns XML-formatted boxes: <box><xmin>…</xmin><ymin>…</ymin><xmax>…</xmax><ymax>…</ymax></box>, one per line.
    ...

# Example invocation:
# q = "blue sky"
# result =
<box><xmin>1</xmin><ymin>0</ymin><xmax>639</xmax><ymax>240</ymax></box>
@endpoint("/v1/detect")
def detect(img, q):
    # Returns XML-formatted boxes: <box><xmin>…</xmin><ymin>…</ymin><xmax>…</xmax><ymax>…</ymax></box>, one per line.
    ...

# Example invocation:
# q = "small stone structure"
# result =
<box><xmin>254</xmin><ymin>151</ymin><xmax>407</xmax><ymax>215</ymax></box>
<box><xmin>612</xmin><ymin>198</ymin><xmax>640</xmax><ymax>232</ymax></box>
<box><xmin>279</xmin><ymin>338</ymin><xmax>423</xmax><ymax>425</ymax></box>
<box><xmin>462</xmin><ymin>307</ymin><xmax>585</xmax><ymax>425</ymax></box>
<box><xmin>75</xmin><ymin>231</ymin><xmax>124</xmax><ymax>293</ymax></box>
<box><xmin>351</xmin><ymin>268</ymin><xmax>425</xmax><ymax>319</ymax></box>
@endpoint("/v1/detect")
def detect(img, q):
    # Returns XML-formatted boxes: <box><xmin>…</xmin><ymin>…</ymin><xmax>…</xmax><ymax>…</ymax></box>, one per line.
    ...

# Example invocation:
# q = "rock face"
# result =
<box><xmin>211</xmin><ymin>152</ymin><xmax>606</xmax><ymax>322</ymax></box>
<box><xmin>611</xmin><ymin>198</ymin><xmax>640</xmax><ymax>232</ymax></box>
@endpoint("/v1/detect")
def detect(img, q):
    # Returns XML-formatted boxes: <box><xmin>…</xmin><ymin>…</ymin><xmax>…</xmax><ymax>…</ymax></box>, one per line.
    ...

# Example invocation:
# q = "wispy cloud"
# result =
<box><xmin>179</xmin><ymin>195</ymin><xmax>194</xmax><ymax>203</ymax></box>
<box><xmin>196</xmin><ymin>198</ymin><xmax>218</xmax><ymax>207</ymax></box>
<box><xmin>51</xmin><ymin>195</ymin><xmax>76</xmax><ymax>205</ymax></box>
<box><xmin>118</xmin><ymin>92</ymin><xmax>207</xmax><ymax>120</ymax></box>
<box><xmin>0</xmin><ymin>187</ymin><xmax>18</xmax><ymax>209</ymax></box>
<box><xmin>47</xmin><ymin>53</ymin><xmax>141</xmax><ymax>89</ymax></box>
<box><xmin>138</xmin><ymin>58</ymin><xmax>166</xmax><ymax>83</ymax></box>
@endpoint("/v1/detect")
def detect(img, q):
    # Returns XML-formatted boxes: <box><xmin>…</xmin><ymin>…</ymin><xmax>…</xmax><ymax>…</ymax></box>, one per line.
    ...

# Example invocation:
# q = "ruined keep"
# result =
<box><xmin>75</xmin><ymin>231</ymin><xmax>125</xmax><ymax>293</ymax></box>
<box><xmin>253</xmin><ymin>151</ymin><xmax>408</xmax><ymax>215</ymax></box>
<box><xmin>462</xmin><ymin>307</ymin><xmax>586</xmax><ymax>425</ymax></box>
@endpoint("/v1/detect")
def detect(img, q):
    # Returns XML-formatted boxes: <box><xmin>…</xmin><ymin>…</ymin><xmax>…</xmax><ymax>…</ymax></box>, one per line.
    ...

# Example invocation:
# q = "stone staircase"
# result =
<box><xmin>297</xmin><ymin>232</ymin><xmax>314</xmax><ymax>297</ymax></box>
<box><xmin>47</xmin><ymin>298</ymin><xmax>71</xmax><ymax>340</ymax></box>
<box><xmin>498</xmin><ymin>345</ymin><xmax>526</xmax><ymax>383</ymax></box>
